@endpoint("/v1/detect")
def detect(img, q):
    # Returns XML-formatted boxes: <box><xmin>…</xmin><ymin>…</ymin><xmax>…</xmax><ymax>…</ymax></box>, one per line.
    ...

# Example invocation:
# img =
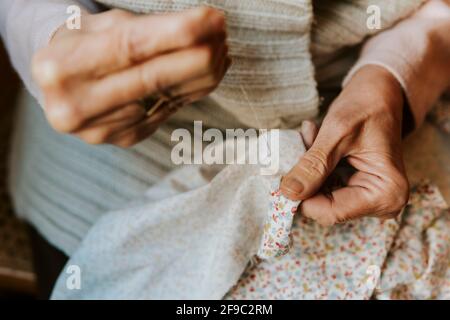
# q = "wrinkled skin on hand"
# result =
<box><xmin>284</xmin><ymin>65</ymin><xmax>409</xmax><ymax>226</ymax></box>
<box><xmin>32</xmin><ymin>7</ymin><xmax>230</xmax><ymax>147</ymax></box>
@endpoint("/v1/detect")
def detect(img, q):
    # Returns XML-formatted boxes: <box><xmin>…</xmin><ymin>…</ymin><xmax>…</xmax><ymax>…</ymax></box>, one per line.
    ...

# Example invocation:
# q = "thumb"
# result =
<box><xmin>280</xmin><ymin>141</ymin><xmax>339</xmax><ymax>201</ymax></box>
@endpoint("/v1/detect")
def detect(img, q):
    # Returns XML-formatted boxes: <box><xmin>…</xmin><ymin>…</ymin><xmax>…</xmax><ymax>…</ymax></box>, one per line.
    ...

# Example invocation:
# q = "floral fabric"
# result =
<box><xmin>376</xmin><ymin>183</ymin><xmax>450</xmax><ymax>299</ymax></box>
<box><xmin>227</xmin><ymin>182</ymin><xmax>450</xmax><ymax>300</ymax></box>
<box><xmin>257</xmin><ymin>184</ymin><xmax>301</xmax><ymax>260</ymax></box>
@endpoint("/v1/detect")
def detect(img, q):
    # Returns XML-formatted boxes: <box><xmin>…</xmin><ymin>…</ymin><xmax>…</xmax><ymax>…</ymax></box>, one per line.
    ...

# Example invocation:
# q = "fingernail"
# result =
<box><xmin>282</xmin><ymin>177</ymin><xmax>304</xmax><ymax>195</ymax></box>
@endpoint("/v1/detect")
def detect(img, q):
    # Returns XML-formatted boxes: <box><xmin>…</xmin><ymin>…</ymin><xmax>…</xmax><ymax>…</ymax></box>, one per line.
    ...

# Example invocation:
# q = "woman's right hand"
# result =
<box><xmin>32</xmin><ymin>7</ymin><xmax>229</xmax><ymax>147</ymax></box>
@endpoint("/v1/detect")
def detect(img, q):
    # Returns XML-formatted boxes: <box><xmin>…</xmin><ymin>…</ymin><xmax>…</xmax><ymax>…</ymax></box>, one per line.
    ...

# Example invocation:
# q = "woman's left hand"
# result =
<box><xmin>32</xmin><ymin>7</ymin><xmax>229</xmax><ymax>147</ymax></box>
<box><xmin>280</xmin><ymin>65</ymin><xmax>410</xmax><ymax>226</ymax></box>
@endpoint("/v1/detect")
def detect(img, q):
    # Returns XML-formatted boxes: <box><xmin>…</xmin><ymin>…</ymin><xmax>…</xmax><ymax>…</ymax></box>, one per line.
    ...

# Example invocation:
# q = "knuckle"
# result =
<box><xmin>316</xmin><ymin>215</ymin><xmax>337</xmax><ymax>227</ymax></box>
<box><xmin>174</xmin><ymin>7</ymin><xmax>225</xmax><ymax>45</ymax></box>
<box><xmin>329</xmin><ymin>115</ymin><xmax>352</xmax><ymax>138</ymax></box>
<box><xmin>364</xmin><ymin>188</ymin><xmax>385</xmax><ymax>209</ymax></box>
<box><xmin>302</xmin><ymin>203</ymin><xmax>337</xmax><ymax>226</ymax></box>
<box><xmin>197</xmin><ymin>6</ymin><xmax>215</xmax><ymax>19</ymax></box>
<box><xmin>215</xmin><ymin>10</ymin><xmax>226</xmax><ymax>26</ymax></box>
<box><xmin>125</xmin><ymin>129</ymin><xmax>140</xmax><ymax>146</ymax></box>
<box><xmin>115</xmin><ymin>26</ymin><xmax>135</xmax><ymax>63</ymax></box>
<box><xmin>300</xmin><ymin>148</ymin><xmax>330</xmax><ymax>178</ymax></box>
<box><xmin>172</xmin><ymin>13</ymin><xmax>203</xmax><ymax>45</ymax></box>
<box><xmin>138</xmin><ymin>65</ymin><xmax>163</xmax><ymax>94</ymax></box>
<box><xmin>82</xmin><ymin>129</ymin><xmax>109</xmax><ymax>145</ymax></box>
<box><xmin>177</xmin><ymin>17</ymin><xmax>198</xmax><ymax>41</ymax></box>
<box><xmin>386</xmin><ymin>167</ymin><xmax>410</xmax><ymax>208</ymax></box>
<box><xmin>32</xmin><ymin>48</ymin><xmax>53</xmax><ymax>67</ymax></box>
<box><xmin>200</xmin><ymin>7</ymin><xmax>225</xmax><ymax>26</ymax></box>
<box><xmin>114</xmin><ymin>22</ymin><xmax>145</xmax><ymax>64</ymax></box>
<box><xmin>189</xmin><ymin>7</ymin><xmax>218</xmax><ymax>25</ymax></box>
<box><xmin>136</xmin><ymin>66</ymin><xmax>149</xmax><ymax>92</ymax></box>
<box><xmin>375</xmin><ymin>176</ymin><xmax>409</xmax><ymax>213</ymax></box>
<box><xmin>116</xmin><ymin>134</ymin><xmax>138</xmax><ymax>148</ymax></box>
<box><xmin>153</xmin><ymin>74</ymin><xmax>167</xmax><ymax>94</ymax></box>
<box><xmin>370</xmin><ymin>195</ymin><xmax>385</xmax><ymax>210</ymax></box>
<box><xmin>388</xmin><ymin>181</ymin><xmax>409</xmax><ymax>211</ymax></box>
<box><xmin>123</xmin><ymin>104</ymin><xmax>144</xmax><ymax>118</ymax></box>
<box><xmin>32</xmin><ymin>53</ymin><xmax>62</xmax><ymax>87</ymax></box>
<box><xmin>45</xmin><ymin>101</ymin><xmax>82</xmax><ymax>133</ymax></box>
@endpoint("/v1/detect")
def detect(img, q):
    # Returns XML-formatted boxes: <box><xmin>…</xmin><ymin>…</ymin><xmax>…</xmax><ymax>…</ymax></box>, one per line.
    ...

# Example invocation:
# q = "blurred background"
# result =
<box><xmin>0</xmin><ymin>42</ymin><xmax>36</xmax><ymax>299</ymax></box>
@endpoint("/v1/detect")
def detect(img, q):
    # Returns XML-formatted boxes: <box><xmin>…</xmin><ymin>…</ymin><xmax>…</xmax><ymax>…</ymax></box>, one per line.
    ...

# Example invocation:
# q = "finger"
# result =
<box><xmin>49</xmin><ymin>8</ymin><xmax>148</xmax><ymax>69</ymax></box>
<box><xmin>59</xmin><ymin>93</ymin><xmax>188</xmax><ymax>147</ymax></box>
<box><xmin>83</xmin><ymin>102</ymin><xmax>145</xmax><ymax>127</ymax></box>
<box><xmin>91</xmin><ymin>43</ymin><xmax>222</xmax><ymax>108</ymax></box>
<box><xmin>32</xmin><ymin>7</ymin><xmax>226</xmax><ymax>86</ymax></box>
<box><xmin>169</xmin><ymin>39</ymin><xmax>229</xmax><ymax>96</ymax></box>
<box><xmin>280</xmin><ymin>133</ymin><xmax>341</xmax><ymax>201</ymax></box>
<box><xmin>300</xmin><ymin>120</ymin><xmax>318</xmax><ymax>149</ymax></box>
<box><xmin>108</xmin><ymin>99</ymin><xmax>182</xmax><ymax>147</ymax></box>
<box><xmin>148</xmin><ymin>96</ymin><xmax>189</xmax><ymax>118</ymax></box>
<box><xmin>82</xmin><ymin>9</ymin><xmax>135</xmax><ymax>32</ymax></box>
<box><xmin>108</xmin><ymin>116</ymin><xmax>161</xmax><ymax>148</ymax></box>
<box><xmin>300</xmin><ymin>171</ymin><xmax>409</xmax><ymax>226</ymax></box>
<box><xmin>73</xmin><ymin>103</ymin><xmax>145</xmax><ymax>144</ymax></box>
<box><xmin>169</xmin><ymin>52</ymin><xmax>230</xmax><ymax>97</ymax></box>
<box><xmin>181</xmin><ymin>87</ymin><xmax>218</xmax><ymax>104</ymax></box>
<box><xmin>55</xmin><ymin>9</ymin><xmax>135</xmax><ymax>37</ymax></box>
<box><xmin>45</xmin><ymin>43</ymin><xmax>224</xmax><ymax>133</ymax></box>
<box><xmin>174</xmin><ymin>56</ymin><xmax>231</xmax><ymax>103</ymax></box>
<box><xmin>300</xmin><ymin>186</ymin><xmax>374</xmax><ymax>227</ymax></box>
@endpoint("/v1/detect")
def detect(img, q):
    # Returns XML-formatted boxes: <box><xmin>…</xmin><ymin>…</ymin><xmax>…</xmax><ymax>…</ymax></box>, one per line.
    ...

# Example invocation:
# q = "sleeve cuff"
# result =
<box><xmin>343</xmin><ymin>0</ymin><xmax>450</xmax><ymax>128</ymax></box>
<box><xmin>4</xmin><ymin>1</ymin><xmax>97</xmax><ymax>104</ymax></box>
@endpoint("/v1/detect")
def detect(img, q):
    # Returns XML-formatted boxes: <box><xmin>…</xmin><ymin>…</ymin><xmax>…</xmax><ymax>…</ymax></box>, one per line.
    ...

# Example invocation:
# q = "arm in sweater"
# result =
<box><xmin>0</xmin><ymin>0</ymin><xmax>101</xmax><ymax>102</ymax></box>
<box><xmin>344</xmin><ymin>0</ymin><xmax>450</xmax><ymax>128</ymax></box>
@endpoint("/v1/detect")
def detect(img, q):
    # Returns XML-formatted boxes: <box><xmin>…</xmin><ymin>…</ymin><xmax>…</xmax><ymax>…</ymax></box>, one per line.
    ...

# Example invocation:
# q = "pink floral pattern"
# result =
<box><xmin>376</xmin><ymin>183</ymin><xmax>450</xmax><ymax>299</ymax></box>
<box><xmin>226</xmin><ymin>182</ymin><xmax>450</xmax><ymax>300</ymax></box>
<box><xmin>258</xmin><ymin>185</ymin><xmax>300</xmax><ymax>260</ymax></box>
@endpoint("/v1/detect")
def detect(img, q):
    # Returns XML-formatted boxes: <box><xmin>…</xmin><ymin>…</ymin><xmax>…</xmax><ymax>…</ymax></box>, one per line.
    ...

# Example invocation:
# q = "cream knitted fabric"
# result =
<box><xmin>97</xmin><ymin>0</ymin><xmax>425</xmax><ymax>128</ymax></box>
<box><xmin>311</xmin><ymin>0</ymin><xmax>425</xmax><ymax>57</ymax></box>
<box><xmin>96</xmin><ymin>0</ymin><xmax>319</xmax><ymax>129</ymax></box>
<box><xmin>311</xmin><ymin>0</ymin><xmax>425</xmax><ymax>89</ymax></box>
